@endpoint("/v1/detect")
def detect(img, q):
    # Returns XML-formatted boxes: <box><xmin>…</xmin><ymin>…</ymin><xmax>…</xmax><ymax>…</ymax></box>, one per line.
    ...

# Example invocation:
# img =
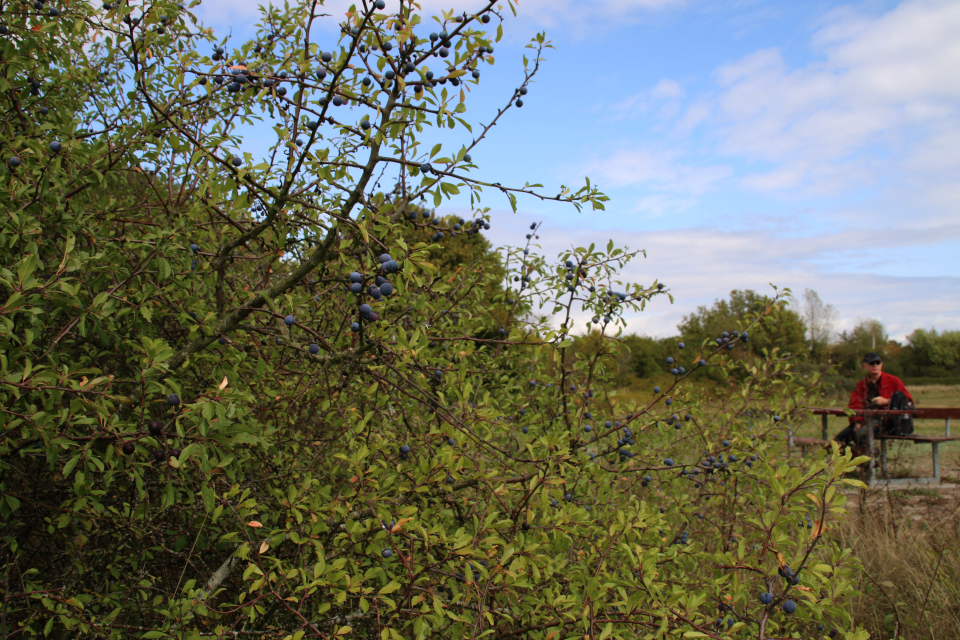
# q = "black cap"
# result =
<box><xmin>863</xmin><ymin>352</ymin><xmax>882</xmax><ymax>364</ymax></box>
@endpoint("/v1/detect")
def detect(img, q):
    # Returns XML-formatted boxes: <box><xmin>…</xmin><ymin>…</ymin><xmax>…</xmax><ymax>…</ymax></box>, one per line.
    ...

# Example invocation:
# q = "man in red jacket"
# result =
<box><xmin>835</xmin><ymin>352</ymin><xmax>913</xmax><ymax>452</ymax></box>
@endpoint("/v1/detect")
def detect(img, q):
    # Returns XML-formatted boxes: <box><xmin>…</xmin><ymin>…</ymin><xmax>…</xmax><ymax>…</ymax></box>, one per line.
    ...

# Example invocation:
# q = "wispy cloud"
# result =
<box><xmin>196</xmin><ymin>0</ymin><xmax>690</xmax><ymax>37</ymax></box>
<box><xmin>611</xmin><ymin>79</ymin><xmax>686</xmax><ymax>120</ymax></box>
<box><xmin>481</xmin><ymin>209</ymin><xmax>960</xmax><ymax>340</ymax></box>
<box><xmin>573</xmin><ymin>147</ymin><xmax>732</xmax><ymax>217</ymax></box>
<box><xmin>710</xmin><ymin>0</ymin><xmax>960</xmax><ymax>207</ymax></box>
<box><xmin>579</xmin><ymin>148</ymin><xmax>729</xmax><ymax>190</ymax></box>
<box><xmin>592</xmin><ymin>0</ymin><xmax>960</xmax><ymax>228</ymax></box>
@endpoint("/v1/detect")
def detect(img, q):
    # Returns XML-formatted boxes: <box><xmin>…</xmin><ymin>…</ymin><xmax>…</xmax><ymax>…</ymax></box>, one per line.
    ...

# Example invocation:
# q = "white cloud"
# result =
<box><xmin>589</xmin><ymin>0</ymin><xmax>960</xmax><ymax>236</ymax></box>
<box><xmin>612</xmin><ymin>79</ymin><xmax>686</xmax><ymax>119</ymax></box>
<box><xmin>181</xmin><ymin>0</ymin><xmax>960</xmax><ymax>340</ymax></box>
<box><xmin>651</xmin><ymin>78</ymin><xmax>685</xmax><ymax>100</ymax></box>
<box><xmin>196</xmin><ymin>0</ymin><xmax>688</xmax><ymax>36</ymax></box>
<box><xmin>709</xmin><ymin>0</ymin><xmax>960</xmax><ymax>206</ymax></box>
<box><xmin>579</xmin><ymin>148</ymin><xmax>729</xmax><ymax>190</ymax></box>
<box><xmin>479</xmin><ymin>209</ymin><xmax>960</xmax><ymax>340</ymax></box>
<box><xmin>676</xmin><ymin>99</ymin><xmax>710</xmax><ymax>131</ymax></box>
<box><xmin>573</xmin><ymin>147</ymin><xmax>732</xmax><ymax>217</ymax></box>
<box><xmin>469</xmin><ymin>0</ymin><xmax>687</xmax><ymax>32</ymax></box>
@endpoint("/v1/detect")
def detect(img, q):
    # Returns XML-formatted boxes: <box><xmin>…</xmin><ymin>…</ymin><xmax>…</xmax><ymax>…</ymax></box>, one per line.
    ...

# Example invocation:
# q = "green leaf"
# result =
<box><xmin>379</xmin><ymin>581</ymin><xmax>401</xmax><ymax>595</ymax></box>
<box><xmin>63</xmin><ymin>454</ymin><xmax>81</xmax><ymax>478</ymax></box>
<box><xmin>201</xmin><ymin>483</ymin><xmax>215</xmax><ymax>512</ymax></box>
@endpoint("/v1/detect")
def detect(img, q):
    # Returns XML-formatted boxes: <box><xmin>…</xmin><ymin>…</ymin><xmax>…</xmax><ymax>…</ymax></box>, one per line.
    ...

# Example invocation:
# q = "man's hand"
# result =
<box><xmin>872</xmin><ymin>396</ymin><xmax>889</xmax><ymax>406</ymax></box>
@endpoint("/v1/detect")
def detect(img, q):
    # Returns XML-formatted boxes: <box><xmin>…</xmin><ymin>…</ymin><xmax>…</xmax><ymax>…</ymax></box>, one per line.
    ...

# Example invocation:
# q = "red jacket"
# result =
<box><xmin>847</xmin><ymin>373</ymin><xmax>912</xmax><ymax>424</ymax></box>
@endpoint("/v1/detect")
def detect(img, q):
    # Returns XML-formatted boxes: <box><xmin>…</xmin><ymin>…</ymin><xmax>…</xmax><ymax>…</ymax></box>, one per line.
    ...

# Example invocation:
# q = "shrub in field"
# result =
<box><xmin>0</xmin><ymin>0</ymin><xmax>869</xmax><ymax>638</ymax></box>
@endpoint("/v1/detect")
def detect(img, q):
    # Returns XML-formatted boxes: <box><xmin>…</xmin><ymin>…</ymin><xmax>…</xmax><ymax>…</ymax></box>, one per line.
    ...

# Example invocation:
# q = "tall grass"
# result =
<box><xmin>835</xmin><ymin>489</ymin><xmax>960</xmax><ymax>638</ymax></box>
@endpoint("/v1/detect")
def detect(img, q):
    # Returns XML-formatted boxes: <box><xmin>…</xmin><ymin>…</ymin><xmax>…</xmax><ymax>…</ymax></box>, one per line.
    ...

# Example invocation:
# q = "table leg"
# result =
<box><xmin>822</xmin><ymin>414</ymin><xmax>828</xmax><ymax>441</ymax></box>
<box><xmin>880</xmin><ymin>439</ymin><xmax>887</xmax><ymax>477</ymax></box>
<box><xmin>946</xmin><ymin>419</ymin><xmax>951</xmax><ymax>438</ymax></box>
<box><xmin>932</xmin><ymin>443</ymin><xmax>940</xmax><ymax>482</ymax></box>
<box><xmin>867</xmin><ymin>428</ymin><xmax>876</xmax><ymax>486</ymax></box>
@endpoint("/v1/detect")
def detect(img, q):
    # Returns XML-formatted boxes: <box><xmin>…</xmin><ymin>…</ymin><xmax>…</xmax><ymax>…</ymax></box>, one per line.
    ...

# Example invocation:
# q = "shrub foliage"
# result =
<box><xmin>1</xmin><ymin>1</ymin><xmax>869</xmax><ymax>638</ymax></box>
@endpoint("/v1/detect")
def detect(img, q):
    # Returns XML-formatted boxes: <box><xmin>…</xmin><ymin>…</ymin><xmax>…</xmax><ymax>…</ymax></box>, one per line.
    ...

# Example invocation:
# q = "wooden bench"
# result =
<box><xmin>874</xmin><ymin>434</ymin><xmax>959</xmax><ymax>486</ymax></box>
<box><xmin>805</xmin><ymin>408</ymin><xmax>960</xmax><ymax>486</ymax></box>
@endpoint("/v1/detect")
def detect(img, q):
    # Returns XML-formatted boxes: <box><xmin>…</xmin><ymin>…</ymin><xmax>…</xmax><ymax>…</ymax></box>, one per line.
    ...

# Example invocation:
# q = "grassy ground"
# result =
<box><xmin>612</xmin><ymin>373</ymin><xmax>724</xmax><ymax>410</ymax></box>
<box><xmin>835</xmin><ymin>487</ymin><xmax>960</xmax><ymax>638</ymax></box>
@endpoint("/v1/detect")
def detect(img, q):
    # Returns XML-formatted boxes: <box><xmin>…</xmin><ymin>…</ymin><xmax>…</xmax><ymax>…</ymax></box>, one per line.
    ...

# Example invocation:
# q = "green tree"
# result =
<box><xmin>0</xmin><ymin>2</ymin><xmax>869</xmax><ymax>639</ymax></box>
<box><xmin>617</xmin><ymin>333</ymin><xmax>673</xmax><ymax>379</ymax></box>
<box><xmin>830</xmin><ymin>319</ymin><xmax>889</xmax><ymax>376</ymax></box>
<box><xmin>901</xmin><ymin>328</ymin><xmax>960</xmax><ymax>379</ymax></box>
<box><xmin>678</xmin><ymin>289</ymin><xmax>808</xmax><ymax>360</ymax></box>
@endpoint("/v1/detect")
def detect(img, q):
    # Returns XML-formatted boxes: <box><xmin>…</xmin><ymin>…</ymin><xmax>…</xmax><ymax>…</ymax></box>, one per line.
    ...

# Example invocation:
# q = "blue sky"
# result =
<box><xmin>196</xmin><ymin>0</ymin><xmax>960</xmax><ymax>341</ymax></box>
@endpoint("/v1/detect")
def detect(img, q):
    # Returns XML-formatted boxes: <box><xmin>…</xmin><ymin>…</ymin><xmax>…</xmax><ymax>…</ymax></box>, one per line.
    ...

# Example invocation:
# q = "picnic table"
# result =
<box><xmin>794</xmin><ymin>408</ymin><xmax>960</xmax><ymax>486</ymax></box>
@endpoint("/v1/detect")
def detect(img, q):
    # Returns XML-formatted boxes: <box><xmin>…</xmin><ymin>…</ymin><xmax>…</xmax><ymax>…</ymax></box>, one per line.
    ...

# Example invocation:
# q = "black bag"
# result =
<box><xmin>882</xmin><ymin>390</ymin><xmax>914</xmax><ymax>436</ymax></box>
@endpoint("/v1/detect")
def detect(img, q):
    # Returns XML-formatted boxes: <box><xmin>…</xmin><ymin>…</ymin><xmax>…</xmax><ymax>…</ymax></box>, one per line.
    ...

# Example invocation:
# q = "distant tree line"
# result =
<box><xmin>413</xmin><ymin>227</ymin><xmax>960</xmax><ymax>387</ymax></box>
<box><xmin>610</xmin><ymin>289</ymin><xmax>960</xmax><ymax>386</ymax></box>
<box><xmin>415</xmin><ymin>231</ymin><xmax>957</xmax><ymax>387</ymax></box>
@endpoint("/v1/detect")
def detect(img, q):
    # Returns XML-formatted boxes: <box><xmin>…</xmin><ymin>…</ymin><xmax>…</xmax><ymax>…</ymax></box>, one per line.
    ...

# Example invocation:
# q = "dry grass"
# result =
<box><xmin>835</xmin><ymin>488</ymin><xmax>960</xmax><ymax>638</ymax></box>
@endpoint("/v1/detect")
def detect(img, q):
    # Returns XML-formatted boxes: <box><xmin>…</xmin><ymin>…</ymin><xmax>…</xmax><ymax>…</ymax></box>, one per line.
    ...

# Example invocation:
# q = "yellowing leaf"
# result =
<box><xmin>248</xmin><ymin>521</ymin><xmax>263</xmax><ymax>528</ymax></box>
<box><xmin>259</xmin><ymin>540</ymin><xmax>270</xmax><ymax>554</ymax></box>
<box><xmin>219</xmin><ymin>376</ymin><xmax>228</xmax><ymax>390</ymax></box>
<box><xmin>811</xmin><ymin>520</ymin><xmax>824</xmax><ymax>538</ymax></box>
<box><xmin>842</xmin><ymin>478</ymin><xmax>868</xmax><ymax>489</ymax></box>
